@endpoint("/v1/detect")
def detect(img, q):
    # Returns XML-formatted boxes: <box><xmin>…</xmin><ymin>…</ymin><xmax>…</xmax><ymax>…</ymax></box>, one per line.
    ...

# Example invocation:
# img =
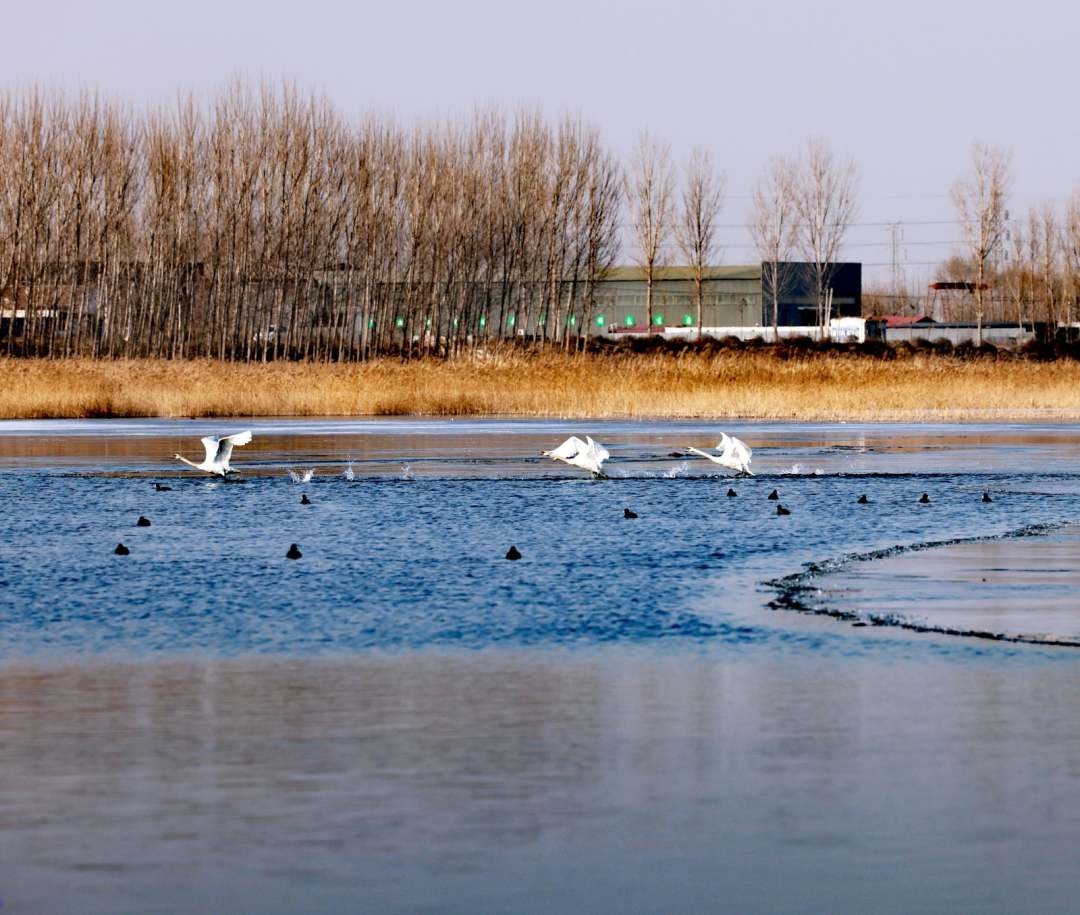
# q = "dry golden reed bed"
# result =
<box><xmin>3</xmin><ymin>351</ymin><xmax>1080</xmax><ymax>422</ymax></box>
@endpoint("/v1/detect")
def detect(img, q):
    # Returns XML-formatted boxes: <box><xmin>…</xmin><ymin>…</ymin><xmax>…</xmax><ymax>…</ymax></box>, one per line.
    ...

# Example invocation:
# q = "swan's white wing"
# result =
<box><xmin>223</xmin><ymin>430</ymin><xmax>253</xmax><ymax>448</ymax></box>
<box><xmin>544</xmin><ymin>436</ymin><xmax>587</xmax><ymax>462</ymax></box>
<box><xmin>217</xmin><ymin>439</ymin><xmax>236</xmax><ymax>466</ymax></box>
<box><xmin>202</xmin><ymin>431</ymin><xmax>252</xmax><ymax>466</ymax></box>
<box><xmin>584</xmin><ymin>436</ymin><xmax>610</xmax><ymax>464</ymax></box>
<box><xmin>568</xmin><ymin>452</ymin><xmax>597</xmax><ymax>474</ymax></box>
<box><xmin>201</xmin><ymin>435</ymin><xmax>221</xmax><ymax>464</ymax></box>
<box><xmin>730</xmin><ymin>436</ymin><xmax>752</xmax><ymax>465</ymax></box>
<box><xmin>714</xmin><ymin>435</ymin><xmax>752</xmax><ymax>473</ymax></box>
<box><xmin>210</xmin><ymin>430</ymin><xmax>252</xmax><ymax>467</ymax></box>
<box><xmin>716</xmin><ymin>432</ymin><xmax>751</xmax><ymax>469</ymax></box>
<box><xmin>561</xmin><ymin>453</ymin><xmax>585</xmax><ymax>471</ymax></box>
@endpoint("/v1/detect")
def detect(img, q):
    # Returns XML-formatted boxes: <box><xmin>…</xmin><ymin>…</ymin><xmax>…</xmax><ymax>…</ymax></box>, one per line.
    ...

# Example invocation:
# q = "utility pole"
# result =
<box><xmin>889</xmin><ymin>221</ymin><xmax>905</xmax><ymax>302</ymax></box>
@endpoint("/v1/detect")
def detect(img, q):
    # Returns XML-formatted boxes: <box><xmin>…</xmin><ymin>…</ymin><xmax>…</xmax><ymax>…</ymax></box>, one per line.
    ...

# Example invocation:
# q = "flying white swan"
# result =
<box><xmin>288</xmin><ymin>468</ymin><xmax>315</xmax><ymax>484</ymax></box>
<box><xmin>686</xmin><ymin>432</ymin><xmax>754</xmax><ymax>475</ymax></box>
<box><xmin>543</xmin><ymin>435</ymin><xmax>610</xmax><ymax>477</ymax></box>
<box><xmin>174</xmin><ymin>430</ymin><xmax>253</xmax><ymax>476</ymax></box>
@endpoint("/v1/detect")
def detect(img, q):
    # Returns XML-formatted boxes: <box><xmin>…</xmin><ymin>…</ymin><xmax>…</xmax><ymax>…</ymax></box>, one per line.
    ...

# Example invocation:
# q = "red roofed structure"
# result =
<box><xmin>881</xmin><ymin>315</ymin><xmax>935</xmax><ymax>328</ymax></box>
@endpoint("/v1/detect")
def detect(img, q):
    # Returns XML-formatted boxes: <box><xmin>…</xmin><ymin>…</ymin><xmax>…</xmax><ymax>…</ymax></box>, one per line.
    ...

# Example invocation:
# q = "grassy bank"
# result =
<box><xmin>4</xmin><ymin>350</ymin><xmax>1080</xmax><ymax>421</ymax></box>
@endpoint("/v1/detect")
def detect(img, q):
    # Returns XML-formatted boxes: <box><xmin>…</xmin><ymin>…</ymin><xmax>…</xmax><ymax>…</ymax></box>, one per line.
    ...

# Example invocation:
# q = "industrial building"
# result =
<box><xmin>588</xmin><ymin>261</ymin><xmax>862</xmax><ymax>335</ymax></box>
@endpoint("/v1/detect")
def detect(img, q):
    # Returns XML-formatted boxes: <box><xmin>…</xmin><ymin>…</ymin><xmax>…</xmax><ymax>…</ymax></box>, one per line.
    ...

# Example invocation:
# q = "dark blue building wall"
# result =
<box><xmin>762</xmin><ymin>262</ymin><xmax>862</xmax><ymax>327</ymax></box>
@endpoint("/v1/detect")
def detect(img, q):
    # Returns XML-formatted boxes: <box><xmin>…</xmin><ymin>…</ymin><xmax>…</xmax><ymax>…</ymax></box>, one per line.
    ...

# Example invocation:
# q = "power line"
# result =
<box><xmin>716</xmin><ymin>240</ymin><xmax>963</xmax><ymax>250</ymax></box>
<box><xmin>890</xmin><ymin>221</ymin><xmax>902</xmax><ymax>293</ymax></box>
<box><xmin>654</xmin><ymin>239</ymin><xmax>963</xmax><ymax>251</ymax></box>
<box><xmin>716</xmin><ymin>219</ymin><xmax>962</xmax><ymax>229</ymax></box>
<box><xmin>617</xmin><ymin>218</ymin><xmax>963</xmax><ymax>230</ymax></box>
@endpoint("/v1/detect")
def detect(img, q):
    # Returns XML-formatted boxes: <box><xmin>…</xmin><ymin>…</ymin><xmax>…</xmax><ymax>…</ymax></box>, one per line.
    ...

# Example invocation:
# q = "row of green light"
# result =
<box><xmin>596</xmin><ymin>314</ymin><xmax>694</xmax><ymax>327</ymax></box>
<box><xmin>381</xmin><ymin>313</ymin><xmax>696</xmax><ymax>329</ymax></box>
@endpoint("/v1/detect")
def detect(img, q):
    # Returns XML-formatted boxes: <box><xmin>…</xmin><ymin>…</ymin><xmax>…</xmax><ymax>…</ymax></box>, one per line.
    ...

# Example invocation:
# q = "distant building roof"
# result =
<box><xmin>879</xmin><ymin>315</ymin><xmax>936</xmax><ymax>327</ymax></box>
<box><xmin>600</xmin><ymin>265</ymin><xmax>761</xmax><ymax>282</ymax></box>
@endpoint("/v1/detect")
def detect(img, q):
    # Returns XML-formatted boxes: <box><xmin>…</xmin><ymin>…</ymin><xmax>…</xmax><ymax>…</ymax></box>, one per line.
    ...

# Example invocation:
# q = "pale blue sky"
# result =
<box><xmin>3</xmin><ymin>0</ymin><xmax>1075</xmax><ymax>287</ymax></box>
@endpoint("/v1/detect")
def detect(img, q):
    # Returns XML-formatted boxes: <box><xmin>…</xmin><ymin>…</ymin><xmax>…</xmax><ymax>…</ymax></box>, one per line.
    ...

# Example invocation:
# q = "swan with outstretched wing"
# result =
<box><xmin>686</xmin><ymin>432</ymin><xmax>753</xmax><ymax>475</ymax></box>
<box><xmin>175</xmin><ymin>430</ymin><xmax>253</xmax><ymax>476</ymax></box>
<box><xmin>543</xmin><ymin>435</ymin><xmax>610</xmax><ymax>477</ymax></box>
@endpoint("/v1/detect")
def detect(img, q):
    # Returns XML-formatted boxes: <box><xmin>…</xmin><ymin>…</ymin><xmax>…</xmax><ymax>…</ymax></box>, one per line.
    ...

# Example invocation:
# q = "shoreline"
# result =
<box><xmin>3</xmin><ymin>410</ymin><xmax>1079</xmax><ymax>427</ymax></box>
<box><xmin>6</xmin><ymin>352</ymin><xmax>1080</xmax><ymax>423</ymax></box>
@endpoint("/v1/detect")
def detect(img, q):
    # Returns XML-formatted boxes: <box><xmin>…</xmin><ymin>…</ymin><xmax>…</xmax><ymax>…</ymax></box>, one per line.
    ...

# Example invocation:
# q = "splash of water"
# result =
<box><xmin>782</xmin><ymin>463</ymin><xmax>824</xmax><ymax>476</ymax></box>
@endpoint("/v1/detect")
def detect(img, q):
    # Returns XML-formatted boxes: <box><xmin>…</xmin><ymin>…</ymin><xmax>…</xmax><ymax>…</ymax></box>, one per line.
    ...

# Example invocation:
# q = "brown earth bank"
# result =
<box><xmin>4</xmin><ymin>344</ymin><xmax>1080</xmax><ymax>421</ymax></box>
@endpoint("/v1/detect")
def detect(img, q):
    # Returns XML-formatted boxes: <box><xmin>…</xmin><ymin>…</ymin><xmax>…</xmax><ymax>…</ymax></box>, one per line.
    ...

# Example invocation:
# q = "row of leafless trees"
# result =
<box><xmin>0</xmin><ymin>85</ymin><xmax>628</xmax><ymax>359</ymax></box>
<box><xmin>0</xmin><ymin>84</ymin><xmax>868</xmax><ymax>360</ymax></box>
<box><xmin>625</xmin><ymin>134</ymin><xmax>861</xmax><ymax>337</ymax></box>
<box><xmin>623</xmin><ymin>134</ymin><xmax>727</xmax><ymax>336</ymax></box>
<box><xmin>933</xmin><ymin>143</ymin><xmax>1080</xmax><ymax>331</ymax></box>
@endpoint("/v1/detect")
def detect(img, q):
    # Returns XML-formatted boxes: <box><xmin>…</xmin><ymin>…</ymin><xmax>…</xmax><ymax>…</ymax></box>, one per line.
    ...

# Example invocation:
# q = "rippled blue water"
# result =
<box><xmin>2</xmin><ymin>419</ymin><xmax>1079</xmax><ymax>658</ymax></box>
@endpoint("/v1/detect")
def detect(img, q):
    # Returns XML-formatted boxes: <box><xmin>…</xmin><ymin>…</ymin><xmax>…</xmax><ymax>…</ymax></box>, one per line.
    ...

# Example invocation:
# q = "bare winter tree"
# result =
<box><xmin>951</xmin><ymin>142</ymin><xmax>1011</xmax><ymax>344</ymax></box>
<box><xmin>750</xmin><ymin>155</ymin><xmax>798</xmax><ymax>338</ymax></box>
<box><xmin>1063</xmin><ymin>188</ymin><xmax>1080</xmax><ymax>332</ymax></box>
<box><xmin>1034</xmin><ymin>202</ymin><xmax>1060</xmax><ymax>326</ymax></box>
<box><xmin>626</xmin><ymin>131</ymin><xmax>674</xmax><ymax>332</ymax></box>
<box><xmin>1003</xmin><ymin>218</ymin><xmax>1028</xmax><ymax>329</ymax></box>
<box><xmin>575</xmin><ymin>144</ymin><xmax>621</xmax><ymax>350</ymax></box>
<box><xmin>675</xmin><ymin>148</ymin><xmax>723</xmax><ymax>339</ymax></box>
<box><xmin>0</xmin><ymin>84</ymin><xmax>631</xmax><ymax>360</ymax></box>
<box><xmin>792</xmin><ymin>137</ymin><xmax>859</xmax><ymax>334</ymax></box>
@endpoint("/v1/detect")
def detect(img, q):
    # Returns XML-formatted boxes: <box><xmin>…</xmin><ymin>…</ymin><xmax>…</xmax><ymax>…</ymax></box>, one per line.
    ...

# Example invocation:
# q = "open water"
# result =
<box><xmin>1</xmin><ymin>419</ymin><xmax>1079</xmax><ymax>913</ymax></box>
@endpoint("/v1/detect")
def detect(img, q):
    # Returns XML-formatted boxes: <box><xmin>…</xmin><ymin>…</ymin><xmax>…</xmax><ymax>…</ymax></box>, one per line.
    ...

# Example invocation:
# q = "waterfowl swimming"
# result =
<box><xmin>776</xmin><ymin>504</ymin><xmax>791</xmax><ymax>516</ymax></box>
<box><xmin>175</xmin><ymin>430</ymin><xmax>253</xmax><ymax>476</ymax></box>
<box><xmin>286</xmin><ymin>543</ymin><xmax>302</xmax><ymax>560</ymax></box>
<box><xmin>857</xmin><ymin>494</ymin><xmax>869</xmax><ymax>504</ymax></box>
<box><xmin>919</xmin><ymin>493</ymin><xmax>930</xmax><ymax>504</ymax></box>
<box><xmin>767</xmin><ymin>489</ymin><xmax>779</xmax><ymax>500</ymax></box>
<box><xmin>686</xmin><ymin>432</ymin><xmax>754</xmax><ymax>475</ymax></box>
<box><xmin>982</xmin><ymin>492</ymin><xmax>993</xmax><ymax>503</ymax></box>
<box><xmin>114</xmin><ymin>543</ymin><xmax>130</xmax><ymax>555</ymax></box>
<box><xmin>623</xmin><ymin>508</ymin><xmax>638</xmax><ymax>519</ymax></box>
<box><xmin>136</xmin><ymin>516</ymin><xmax>151</xmax><ymax>527</ymax></box>
<box><xmin>300</xmin><ymin>493</ymin><xmax>311</xmax><ymax>505</ymax></box>
<box><xmin>542</xmin><ymin>436</ymin><xmax>610</xmax><ymax>477</ymax></box>
<box><xmin>727</xmin><ymin>488</ymin><xmax>737</xmax><ymax>497</ymax></box>
<box><xmin>153</xmin><ymin>482</ymin><xmax>172</xmax><ymax>492</ymax></box>
<box><xmin>505</xmin><ymin>545</ymin><xmax>522</xmax><ymax>560</ymax></box>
